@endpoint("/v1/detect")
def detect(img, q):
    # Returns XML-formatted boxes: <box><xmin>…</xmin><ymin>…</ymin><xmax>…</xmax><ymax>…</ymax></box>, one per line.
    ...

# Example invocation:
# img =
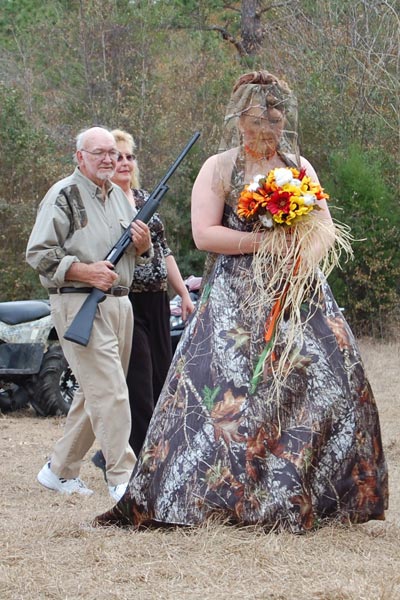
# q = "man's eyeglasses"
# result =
<box><xmin>117</xmin><ymin>153</ymin><xmax>136</xmax><ymax>162</ymax></box>
<box><xmin>81</xmin><ymin>149</ymin><xmax>120</xmax><ymax>160</ymax></box>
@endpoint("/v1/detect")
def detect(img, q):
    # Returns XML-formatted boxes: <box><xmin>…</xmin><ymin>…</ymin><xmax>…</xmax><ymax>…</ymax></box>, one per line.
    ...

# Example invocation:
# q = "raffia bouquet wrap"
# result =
<box><xmin>237</xmin><ymin>166</ymin><xmax>353</xmax><ymax>396</ymax></box>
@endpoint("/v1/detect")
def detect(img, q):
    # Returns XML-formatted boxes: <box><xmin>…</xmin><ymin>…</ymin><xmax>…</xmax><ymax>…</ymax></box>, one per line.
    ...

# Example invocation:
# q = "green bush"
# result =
<box><xmin>0</xmin><ymin>197</ymin><xmax>43</xmax><ymax>301</ymax></box>
<box><xmin>327</xmin><ymin>145</ymin><xmax>400</xmax><ymax>337</ymax></box>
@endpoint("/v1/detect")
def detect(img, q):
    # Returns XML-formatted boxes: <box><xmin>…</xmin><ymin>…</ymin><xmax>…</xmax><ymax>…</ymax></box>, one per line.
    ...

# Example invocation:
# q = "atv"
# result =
<box><xmin>0</xmin><ymin>299</ymin><xmax>77</xmax><ymax>416</ymax></box>
<box><xmin>0</xmin><ymin>276</ymin><xmax>202</xmax><ymax>417</ymax></box>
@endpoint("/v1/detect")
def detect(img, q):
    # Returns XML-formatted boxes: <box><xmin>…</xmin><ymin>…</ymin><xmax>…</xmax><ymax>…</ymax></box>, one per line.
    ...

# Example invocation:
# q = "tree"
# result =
<box><xmin>0</xmin><ymin>0</ymin><xmax>398</xmax><ymax>335</ymax></box>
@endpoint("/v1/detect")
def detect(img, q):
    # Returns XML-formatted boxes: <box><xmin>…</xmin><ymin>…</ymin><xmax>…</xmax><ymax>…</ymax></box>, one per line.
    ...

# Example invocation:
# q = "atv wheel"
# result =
<box><xmin>0</xmin><ymin>384</ymin><xmax>30</xmax><ymax>413</ymax></box>
<box><xmin>34</xmin><ymin>345</ymin><xmax>77</xmax><ymax>416</ymax></box>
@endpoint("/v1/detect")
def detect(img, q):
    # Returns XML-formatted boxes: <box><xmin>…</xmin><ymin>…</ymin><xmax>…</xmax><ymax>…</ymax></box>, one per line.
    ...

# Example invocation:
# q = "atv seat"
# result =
<box><xmin>0</xmin><ymin>300</ymin><xmax>50</xmax><ymax>326</ymax></box>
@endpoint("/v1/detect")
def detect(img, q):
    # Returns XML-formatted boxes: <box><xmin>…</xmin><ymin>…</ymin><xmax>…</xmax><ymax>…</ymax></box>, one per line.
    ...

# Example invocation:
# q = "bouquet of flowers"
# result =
<box><xmin>236</xmin><ymin>166</ymin><xmax>351</xmax><ymax>396</ymax></box>
<box><xmin>237</xmin><ymin>166</ymin><xmax>329</xmax><ymax>229</ymax></box>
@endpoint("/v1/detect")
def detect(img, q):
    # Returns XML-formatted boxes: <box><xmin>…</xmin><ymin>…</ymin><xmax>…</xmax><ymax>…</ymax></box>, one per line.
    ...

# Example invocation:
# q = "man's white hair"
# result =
<box><xmin>75</xmin><ymin>126</ymin><xmax>111</xmax><ymax>151</ymax></box>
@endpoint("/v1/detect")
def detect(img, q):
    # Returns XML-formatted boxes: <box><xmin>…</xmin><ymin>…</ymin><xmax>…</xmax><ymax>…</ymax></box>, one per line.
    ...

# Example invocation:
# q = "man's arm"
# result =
<box><xmin>64</xmin><ymin>219</ymin><xmax>152</xmax><ymax>291</ymax></box>
<box><xmin>65</xmin><ymin>261</ymin><xmax>118</xmax><ymax>291</ymax></box>
<box><xmin>26</xmin><ymin>191</ymin><xmax>80</xmax><ymax>287</ymax></box>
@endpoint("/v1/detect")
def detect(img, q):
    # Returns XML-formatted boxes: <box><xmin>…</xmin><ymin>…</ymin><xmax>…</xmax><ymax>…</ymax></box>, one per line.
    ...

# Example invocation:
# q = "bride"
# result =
<box><xmin>94</xmin><ymin>70</ymin><xmax>388</xmax><ymax>532</ymax></box>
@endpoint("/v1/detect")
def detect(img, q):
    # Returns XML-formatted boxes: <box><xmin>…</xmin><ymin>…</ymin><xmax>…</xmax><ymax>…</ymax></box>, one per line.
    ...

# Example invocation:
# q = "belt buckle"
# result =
<box><xmin>111</xmin><ymin>286</ymin><xmax>128</xmax><ymax>297</ymax></box>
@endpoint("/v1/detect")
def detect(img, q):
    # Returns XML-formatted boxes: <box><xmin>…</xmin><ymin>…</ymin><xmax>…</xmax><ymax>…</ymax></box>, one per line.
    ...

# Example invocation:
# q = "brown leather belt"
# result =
<box><xmin>48</xmin><ymin>286</ymin><xmax>129</xmax><ymax>297</ymax></box>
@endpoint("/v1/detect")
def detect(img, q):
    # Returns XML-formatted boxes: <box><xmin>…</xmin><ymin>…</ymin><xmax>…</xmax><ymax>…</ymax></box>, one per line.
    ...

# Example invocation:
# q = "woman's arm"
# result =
<box><xmin>165</xmin><ymin>255</ymin><xmax>195</xmax><ymax>321</ymax></box>
<box><xmin>300</xmin><ymin>157</ymin><xmax>333</xmax><ymax>225</ymax></box>
<box><xmin>299</xmin><ymin>156</ymin><xmax>336</xmax><ymax>259</ymax></box>
<box><xmin>191</xmin><ymin>154</ymin><xmax>266</xmax><ymax>255</ymax></box>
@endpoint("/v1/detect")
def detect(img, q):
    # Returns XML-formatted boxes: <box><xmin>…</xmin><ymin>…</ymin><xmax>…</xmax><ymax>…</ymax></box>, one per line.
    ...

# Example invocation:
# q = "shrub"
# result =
<box><xmin>327</xmin><ymin>145</ymin><xmax>400</xmax><ymax>337</ymax></box>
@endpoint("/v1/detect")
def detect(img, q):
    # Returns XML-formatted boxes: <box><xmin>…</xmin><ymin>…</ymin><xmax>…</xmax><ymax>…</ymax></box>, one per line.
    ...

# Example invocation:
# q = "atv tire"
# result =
<box><xmin>33</xmin><ymin>345</ymin><xmax>77</xmax><ymax>416</ymax></box>
<box><xmin>0</xmin><ymin>385</ymin><xmax>30</xmax><ymax>413</ymax></box>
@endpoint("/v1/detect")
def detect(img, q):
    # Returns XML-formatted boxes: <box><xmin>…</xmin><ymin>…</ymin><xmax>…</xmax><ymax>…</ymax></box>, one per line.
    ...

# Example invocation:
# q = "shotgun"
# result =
<box><xmin>64</xmin><ymin>131</ymin><xmax>200</xmax><ymax>346</ymax></box>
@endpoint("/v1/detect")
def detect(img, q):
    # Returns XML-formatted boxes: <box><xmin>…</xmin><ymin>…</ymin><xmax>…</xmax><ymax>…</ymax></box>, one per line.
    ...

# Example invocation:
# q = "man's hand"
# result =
<box><xmin>131</xmin><ymin>220</ymin><xmax>151</xmax><ymax>256</ymax></box>
<box><xmin>66</xmin><ymin>261</ymin><xmax>118</xmax><ymax>291</ymax></box>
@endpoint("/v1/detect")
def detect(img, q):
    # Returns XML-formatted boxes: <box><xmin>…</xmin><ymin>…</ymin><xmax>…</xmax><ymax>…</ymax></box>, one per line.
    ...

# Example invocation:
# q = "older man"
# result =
<box><xmin>26</xmin><ymin>126</ymin><xmax>152</xmax><ymax>502</ymax></box>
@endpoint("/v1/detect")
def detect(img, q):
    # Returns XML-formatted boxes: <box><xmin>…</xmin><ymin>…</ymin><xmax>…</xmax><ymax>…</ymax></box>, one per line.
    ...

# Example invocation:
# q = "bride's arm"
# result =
<box><xmin>191</xmin><ymin>154</ymin><xmax>266</xmax><ymax>255</ymax></box>
<box><xmin>300</xmin><ymin>157</ymin><xmax>333</xmax><ymax>224</ymax></box>
<box><xmin>299</xmin><ymin>156</ymin><xmax>336</xmax><ymax>261</ymax></box>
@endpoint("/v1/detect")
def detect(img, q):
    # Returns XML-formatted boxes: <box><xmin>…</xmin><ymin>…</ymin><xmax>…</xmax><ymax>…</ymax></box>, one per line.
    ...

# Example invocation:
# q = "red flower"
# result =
<box><xmin>267</xmin><ymin>190</ymin><xmax>291</xmax><ymax>215</ymax></box>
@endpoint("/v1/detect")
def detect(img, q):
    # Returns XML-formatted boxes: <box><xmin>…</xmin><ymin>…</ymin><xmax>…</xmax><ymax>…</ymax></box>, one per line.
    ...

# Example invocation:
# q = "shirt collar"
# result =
<box><xmin>75</xmin><ymin>167</ymin><xmax>115</xmax><ymax>198</ymax></box>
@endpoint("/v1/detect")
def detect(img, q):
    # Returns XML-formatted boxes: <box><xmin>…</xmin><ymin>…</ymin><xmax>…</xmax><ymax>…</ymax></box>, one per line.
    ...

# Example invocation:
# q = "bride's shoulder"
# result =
<box><xmin>282</xmin><ymin>153</ymin><xmax>317</xmax><ymax>175</ymax></box>
<box><xmin>205</xmin><ymin>147</ymin><xmax>238</xmax><ymax>162</ymax></box>
<box><xmin>197</xmin><ymin>148</ymin><xmax>239</xmax><ymax>181</ymax></box>
<box><xmin>299</xmin><ymin>155</ymin><xmax>313</xmax><ymax>168</ymax></box>
<box><xmin>205</xmin><ymin>147</ymin><xmax>239</xmax><ymax>172</ymax></box>
<box><xmin>298</xmin><ymin>156</ymin><xmax>320</xmax><ymax>181</ymax></box>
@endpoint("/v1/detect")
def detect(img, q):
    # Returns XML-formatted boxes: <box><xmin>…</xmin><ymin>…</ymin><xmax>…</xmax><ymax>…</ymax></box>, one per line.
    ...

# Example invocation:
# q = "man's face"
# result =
<box><xmin>76</xmin><ymin>129</ymin><xmax>119</xmax><ymax>187</ymax></box>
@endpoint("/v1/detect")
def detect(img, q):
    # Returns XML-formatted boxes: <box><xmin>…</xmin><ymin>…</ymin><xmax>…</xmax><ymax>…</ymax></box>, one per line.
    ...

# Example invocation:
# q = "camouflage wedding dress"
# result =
<box><xmin>95</xmin><ymin>162</ymin><xmax>388</xmax><ymax>533</ymax></box>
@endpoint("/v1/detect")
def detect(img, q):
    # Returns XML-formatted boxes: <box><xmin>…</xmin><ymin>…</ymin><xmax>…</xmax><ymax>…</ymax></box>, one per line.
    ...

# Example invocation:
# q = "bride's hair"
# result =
<box><xmin>232</xmin><ymin>71</ymin><xmax>291</xmax><ymax>95</ymax></box>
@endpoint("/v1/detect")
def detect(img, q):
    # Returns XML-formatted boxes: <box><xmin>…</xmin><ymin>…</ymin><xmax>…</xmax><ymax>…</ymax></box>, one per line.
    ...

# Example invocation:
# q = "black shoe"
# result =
<box><xmin>91</xmin><ymin>449</ymin><xmax>107</xmax><ymax>481</ymax></box>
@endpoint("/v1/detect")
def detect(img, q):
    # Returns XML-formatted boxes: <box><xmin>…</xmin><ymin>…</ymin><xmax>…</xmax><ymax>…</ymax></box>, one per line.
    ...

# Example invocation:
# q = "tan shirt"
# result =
<box><xmin>26</xmin><ymin>167</ymin><xmax>145</xmax><ymax>289</ymax></box>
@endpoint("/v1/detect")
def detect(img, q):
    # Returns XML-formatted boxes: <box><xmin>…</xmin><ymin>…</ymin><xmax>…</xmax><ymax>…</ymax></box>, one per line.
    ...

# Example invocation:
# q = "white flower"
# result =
<box><xmin>274</xmin><ymin>168</ymin><xmax>293</xmax><ymax>187</ymax></box>
<box><xmin>248</xmin><ymin>174</ymin><xmax>265</xmax><ymax>191</ymax></box>
<box><xmin>302</xmin><ymin>193</ymin><xmax>316</xmax><ymax>206</ymax></box>
<box><xmin>291</xmin><ymin>178</ymin><xmax>302</xmax><ymax>187</ymax></box>
<box><xmin>259</xmin><ymin>214</ymin><xmax>274</xmax><ymax>228</ymax></box>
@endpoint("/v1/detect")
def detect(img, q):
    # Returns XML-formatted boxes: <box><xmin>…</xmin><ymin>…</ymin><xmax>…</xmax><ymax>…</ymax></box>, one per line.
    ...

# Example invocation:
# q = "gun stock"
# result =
<box><xmin>64</xmin><ymin>131</ymin><xmax>200</xmax><ymax>346</ymax></box>
<box><xmin>63</xmin><ymin>288</ymin><xmax>106</xmax><ymax>346</ymax></box>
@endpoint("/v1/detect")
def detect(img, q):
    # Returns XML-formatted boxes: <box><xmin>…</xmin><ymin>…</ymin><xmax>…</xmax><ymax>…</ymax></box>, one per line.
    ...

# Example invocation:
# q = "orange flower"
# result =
<box><xmin>237</xmin><ymin>190</ymin><xmax>264</xmax><ymax>219</ymax></box>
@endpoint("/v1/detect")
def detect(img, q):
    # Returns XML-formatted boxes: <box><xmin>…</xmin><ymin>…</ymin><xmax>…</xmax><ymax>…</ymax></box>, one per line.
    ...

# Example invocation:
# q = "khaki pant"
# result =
<box><xmin>48</xmin><ymin>293</ymin><xmax>136</xmax><ymax>485</ymax></box>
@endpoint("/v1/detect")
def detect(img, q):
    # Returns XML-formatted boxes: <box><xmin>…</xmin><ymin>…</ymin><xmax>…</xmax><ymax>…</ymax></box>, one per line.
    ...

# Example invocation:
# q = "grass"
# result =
<box><xmin>1</xmin><ymin>338</ymin><xmax>399</xmax><ymax>600</ymax></box>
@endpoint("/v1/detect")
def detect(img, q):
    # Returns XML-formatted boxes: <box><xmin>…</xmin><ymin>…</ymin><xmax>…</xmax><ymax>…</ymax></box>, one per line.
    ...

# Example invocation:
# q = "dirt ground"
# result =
<box><xmin>1</xmin><ymin>338</ymin><xmax>399</xmax><ymax>600</ymax></box>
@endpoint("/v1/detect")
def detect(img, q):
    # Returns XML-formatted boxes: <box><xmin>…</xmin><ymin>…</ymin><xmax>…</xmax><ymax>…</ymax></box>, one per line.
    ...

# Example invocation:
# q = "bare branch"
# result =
<box><xmin>207</xmin><ymin>25</ymin><xmax>247</xmax><ymax>56</ymax></box>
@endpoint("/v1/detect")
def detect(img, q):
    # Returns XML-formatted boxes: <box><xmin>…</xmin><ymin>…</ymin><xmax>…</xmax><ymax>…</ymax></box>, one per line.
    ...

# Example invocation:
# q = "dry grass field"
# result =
<box><xmin>1</xmin><ymin>338</ymin><xmax>399</xmax><ymax>600</ymax></box>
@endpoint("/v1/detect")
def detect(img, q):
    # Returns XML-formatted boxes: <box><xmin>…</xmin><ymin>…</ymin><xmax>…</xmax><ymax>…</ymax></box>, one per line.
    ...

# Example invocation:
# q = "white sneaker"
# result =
<box><xmin>37</xmin><ymin>462</ymin><xmax>93</xmax><ymax>496</ymax></box>
<box><xmin>108</xmin><ymin>482</ymin><xmax>129</xmax><ymax>502</ymax></box>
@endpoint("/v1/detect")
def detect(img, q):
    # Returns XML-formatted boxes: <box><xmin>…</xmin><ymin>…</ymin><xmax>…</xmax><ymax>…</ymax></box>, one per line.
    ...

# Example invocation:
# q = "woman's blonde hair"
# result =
<box><xmin>111</xmin><ymin>128</ymin><xmax>140</xmax><ymax>188</ymax></box>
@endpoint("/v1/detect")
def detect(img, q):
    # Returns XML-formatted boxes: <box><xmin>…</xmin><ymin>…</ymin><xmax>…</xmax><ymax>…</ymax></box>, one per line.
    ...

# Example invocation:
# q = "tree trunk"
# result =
<box><xmin>241</xmin><ymin>0</ymin><xmax>264</xmax><ymax>55</ymax></box>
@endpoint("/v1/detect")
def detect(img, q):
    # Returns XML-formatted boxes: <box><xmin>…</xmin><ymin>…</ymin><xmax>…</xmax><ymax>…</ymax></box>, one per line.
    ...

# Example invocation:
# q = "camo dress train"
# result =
<box><xmin>95</xmin><ymin>164</ymin><xmax>388</xmax><ymax>533</ymax></box>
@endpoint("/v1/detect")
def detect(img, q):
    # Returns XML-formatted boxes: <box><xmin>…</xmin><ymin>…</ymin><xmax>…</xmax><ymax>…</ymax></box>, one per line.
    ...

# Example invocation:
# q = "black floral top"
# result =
<box><xmin>130</xmin><ymin>189</ymin><xmax>172</xmax><ymax>293</ymax></box>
